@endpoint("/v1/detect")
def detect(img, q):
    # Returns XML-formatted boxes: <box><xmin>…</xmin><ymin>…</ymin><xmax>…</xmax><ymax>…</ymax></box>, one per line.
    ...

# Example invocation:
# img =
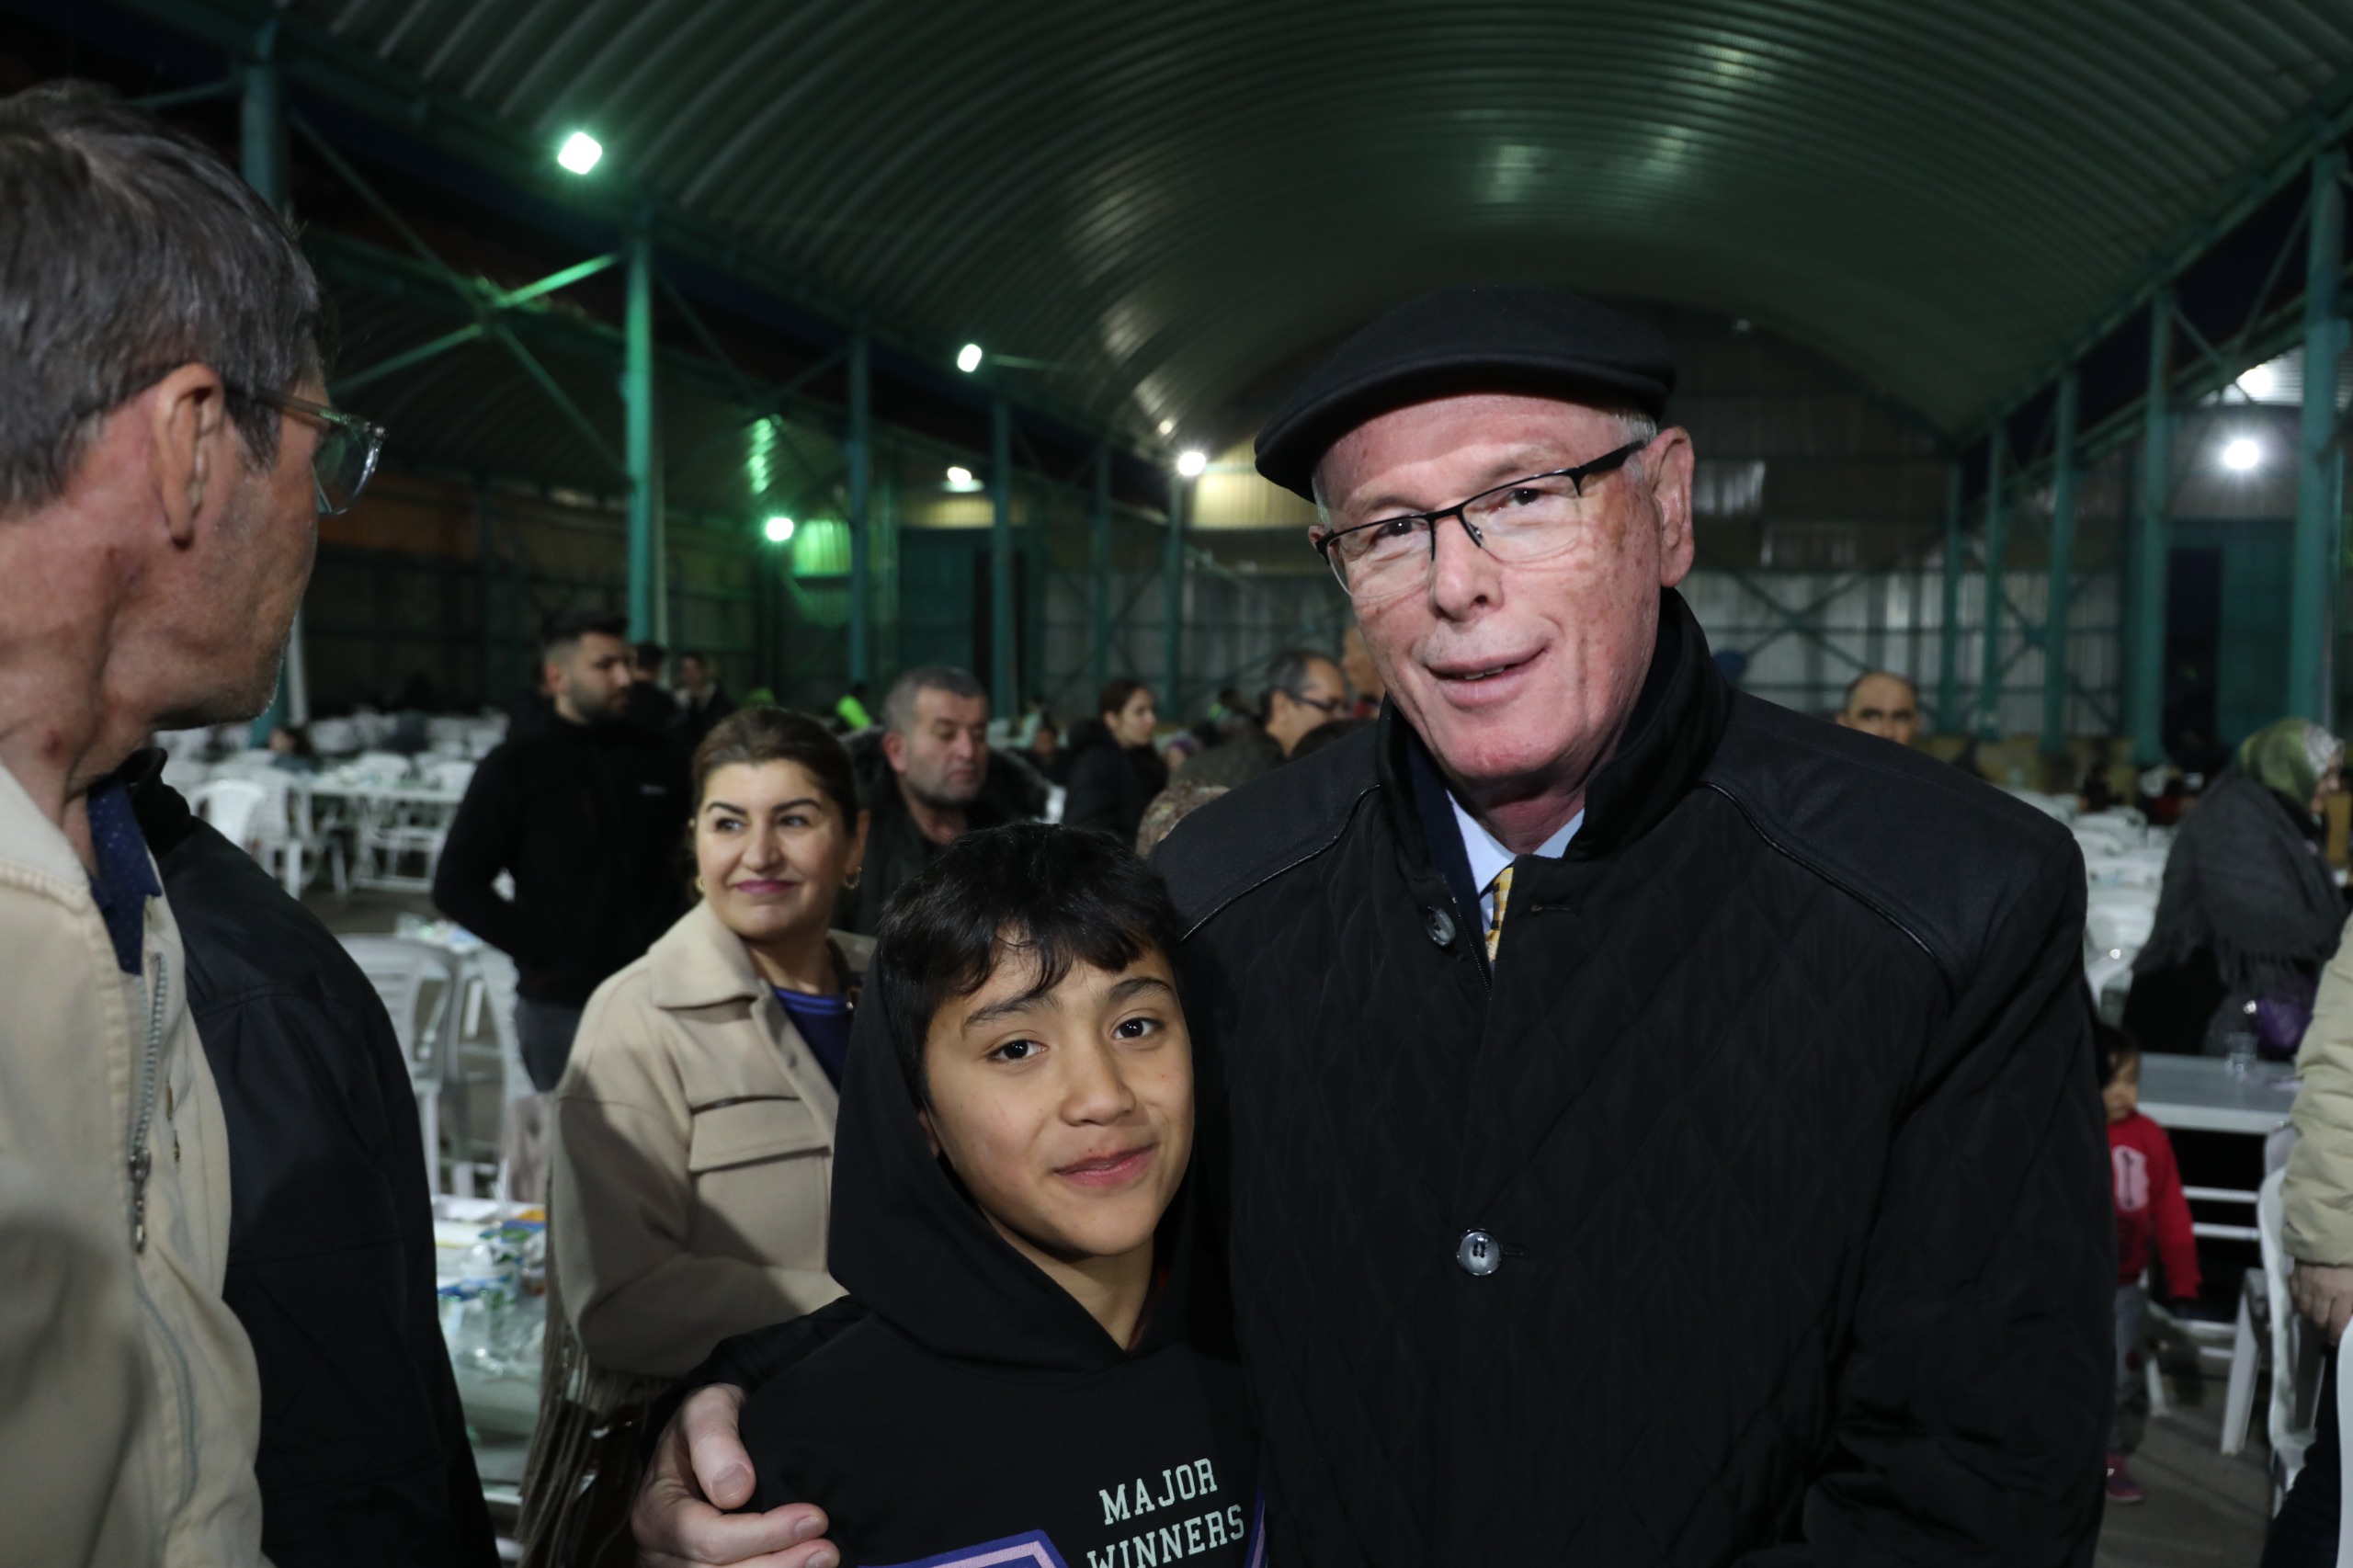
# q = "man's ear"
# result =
<box><xmin>881</xmin><ymin>729</ymin><xmax>908</xmax><ymax>775</ymax></box>
<box><xmin>146</xmin><ymin>364</ymin><xmax>233</xmax><ymax>547</ymax></box>
<box><xmin>1645</xmin><ymin>427</ymin><xmax>1697</xmax><ymax>587</ymax></box>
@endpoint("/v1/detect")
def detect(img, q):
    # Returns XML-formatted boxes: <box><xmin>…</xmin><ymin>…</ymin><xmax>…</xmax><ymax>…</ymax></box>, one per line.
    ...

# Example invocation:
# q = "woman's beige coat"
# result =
<box><xmin>550</xmin><ymin>898</ymin><xmax>866</xmax><ymax>1379</ymax></box>
<box><xmin>2287</xmin><ymin>915</ymin><xmax>2353</xmax><ymax>1264</ymax></box>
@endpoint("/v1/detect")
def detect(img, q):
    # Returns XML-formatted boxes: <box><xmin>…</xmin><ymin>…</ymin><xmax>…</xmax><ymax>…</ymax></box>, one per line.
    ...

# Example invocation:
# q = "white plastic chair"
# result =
<box><xmin>2222</xmin><ymin>1169</ymin><xmax>2326</xmax><ymax>1501</ymax></box>
<box><xmin>188</xmin><ymin>778</ymin><xmax>269</xmax><ymax>849</ymax></box>
<box><xmin>340</xmin><ymin>936</ymin><xmax>459</xmax><ymax>1196</ymax></box>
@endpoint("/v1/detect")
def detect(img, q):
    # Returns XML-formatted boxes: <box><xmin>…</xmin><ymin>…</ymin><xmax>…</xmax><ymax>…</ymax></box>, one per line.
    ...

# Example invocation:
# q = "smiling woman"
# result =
<box><xmin>521</xmin><ymin>706</ymin><xmax>873</xmax><ymax>1568</ymax></box>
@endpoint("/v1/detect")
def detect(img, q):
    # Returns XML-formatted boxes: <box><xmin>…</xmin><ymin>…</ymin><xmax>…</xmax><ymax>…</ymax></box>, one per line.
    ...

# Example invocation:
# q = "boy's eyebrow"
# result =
<box><xmin>957</xmin><ymin>971</ymin><xmax>1175</xmax><ymax>1034</ymax></box>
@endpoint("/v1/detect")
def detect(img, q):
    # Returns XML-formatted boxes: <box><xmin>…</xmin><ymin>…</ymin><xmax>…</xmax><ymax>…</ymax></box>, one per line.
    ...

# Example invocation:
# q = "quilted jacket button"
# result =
<box><xmin>1456</xmin><ymin>1229</ymin><xmax>1501</xmax><ymax>1277</ymax></box>
<box><xmin>1424</xmin><ymin>906</ymin><xmax>1456</xmax><ymax>949</ymax></box>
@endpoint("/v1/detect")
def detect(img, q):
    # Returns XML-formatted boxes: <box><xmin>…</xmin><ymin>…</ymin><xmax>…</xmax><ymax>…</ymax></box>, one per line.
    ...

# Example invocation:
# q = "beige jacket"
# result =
<box><xmin>2286</xmin><ymin>914</ymin><xmax>2353</xmax><ymax>1263</ymax></box>
<box><xmin>0</xmin><ymin>764</ymin><xmax>262</xmax><ymax>1568</ymax></box>
<box><xmin>550</xmin><ymin>900</ymin><xmax>863</xmax><ymax>1380</ymax></box>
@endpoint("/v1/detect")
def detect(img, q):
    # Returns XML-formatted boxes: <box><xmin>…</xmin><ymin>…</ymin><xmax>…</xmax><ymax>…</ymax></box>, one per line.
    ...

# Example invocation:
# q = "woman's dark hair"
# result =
<box><xmin>689</xmin><ymin>706</ymin><xmax>861</xmax><ymax>825</ymax></box>
<box><xmin>2097</xmin><ymin>1020</ymin><xmax>2141</xmax><ymax>1087</ymax></box>
<box><xmin>874</xmin><ymin>823</ymin><xmax>1184</xmax><ymax>1104</ymax></box>
<box><xmin>1097</xmin><ymin>676</ymin><xmax>1148</xmax><ymax>721</ymax></box>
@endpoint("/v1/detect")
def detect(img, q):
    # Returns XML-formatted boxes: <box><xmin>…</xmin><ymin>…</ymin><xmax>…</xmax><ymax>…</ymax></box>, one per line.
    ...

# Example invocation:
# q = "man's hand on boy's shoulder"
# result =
<box><xmin>633</xmin><ymin>1384</ymin><xmax>838</xmax><ymax>1568</ymax></box>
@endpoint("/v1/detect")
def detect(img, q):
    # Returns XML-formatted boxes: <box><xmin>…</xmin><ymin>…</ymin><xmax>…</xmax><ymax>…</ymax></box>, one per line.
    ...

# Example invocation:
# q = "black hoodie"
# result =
<box><xmin>729</xmin><ymin>987</ymin><xmax>1260</xmax><ymax>1568</ymax></box>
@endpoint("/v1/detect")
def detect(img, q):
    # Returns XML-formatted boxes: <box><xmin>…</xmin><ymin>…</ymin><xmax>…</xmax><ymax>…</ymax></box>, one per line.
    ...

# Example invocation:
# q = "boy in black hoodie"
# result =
<box><xmin>726</xmin><ymin>823</ymin><xmax>1259</xmax><ymax>1568</ymax></box>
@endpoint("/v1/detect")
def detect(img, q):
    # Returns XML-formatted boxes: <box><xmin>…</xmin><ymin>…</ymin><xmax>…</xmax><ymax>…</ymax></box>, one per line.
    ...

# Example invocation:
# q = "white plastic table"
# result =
<box><xmin>2138</xmin><ymin>1055</ymin><xmax>2300</xmax><ymax>1136</ymax></box>
<box><xmin>2138</xmin><ymin>1054</ymin><xmax>2299</xmax><ymax>1244</ymax></box>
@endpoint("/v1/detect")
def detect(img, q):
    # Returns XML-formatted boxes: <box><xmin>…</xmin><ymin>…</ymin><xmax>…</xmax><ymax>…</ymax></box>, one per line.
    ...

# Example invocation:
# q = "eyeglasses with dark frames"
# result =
<box><xmin>1311</xmin><ymin>439</ymin><xmax>1646</xmax><ymax>601</ymax></box>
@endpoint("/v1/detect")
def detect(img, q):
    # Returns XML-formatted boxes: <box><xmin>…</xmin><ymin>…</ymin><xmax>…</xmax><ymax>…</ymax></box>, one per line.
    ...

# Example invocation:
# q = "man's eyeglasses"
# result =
<box><xmin>1311</xmin><ymin>440</ymin><xmax>1645</xmax><ymax>602</ymax></box>
<box><xmin>1287</xmin><ymin>690</ymin><xmax>1343</xmax><ymax>716</ymax></box>
<box><xmin>244</xmin><ymin>388</ymin><xmax>385</xmax><ymax>516</ymax></box>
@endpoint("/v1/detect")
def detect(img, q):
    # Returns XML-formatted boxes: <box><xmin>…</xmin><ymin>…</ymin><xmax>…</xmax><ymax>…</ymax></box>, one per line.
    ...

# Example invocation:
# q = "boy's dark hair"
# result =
<box><xmin>2097</xmin><ymin>1020</ymin><xmax>2141</xmax><ymax>1087</ymax></box>
<box><xmin>541</xmin><ymin>607</ymin><xmax>629</xmax><ymax>661</ymax></box>
<box><xmin>874</xmin><ymin>823</ymin><xmax>1184</xmax><ymax>1104</ymax></box>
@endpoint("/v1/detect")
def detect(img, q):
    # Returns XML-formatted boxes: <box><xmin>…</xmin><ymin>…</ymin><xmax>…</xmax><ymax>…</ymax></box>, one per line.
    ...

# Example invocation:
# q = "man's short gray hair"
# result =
<box><xmin>883</xmin><ymin>665</ymin><xmax>987</xmax><ymax>733</ymax></box>
<box><xmin>0</xmin><ymin>82</ymin><xmax>325</xmax><ymax>515</ymax></box>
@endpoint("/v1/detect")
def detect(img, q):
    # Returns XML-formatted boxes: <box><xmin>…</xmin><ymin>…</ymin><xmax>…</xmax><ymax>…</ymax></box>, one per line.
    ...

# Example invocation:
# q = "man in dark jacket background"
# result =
<box><xmin>630</xmin><ymin>287</ymin><xmax>2110</xmax><ymax>1568</ymax></box>
<box><xmin>129</xmin><ymin>756</ymin><xmax>498</xmax><ymax>1568</ymax></box>
<box><xmin>835</xmin><ymin>665</ymin><xmax>1044</xmax><ymax>934</ymax></box>
<box><xmin>433</xmin><ymin>608</ymin><xmax>689</xmax><ymax>1089</ymax></box>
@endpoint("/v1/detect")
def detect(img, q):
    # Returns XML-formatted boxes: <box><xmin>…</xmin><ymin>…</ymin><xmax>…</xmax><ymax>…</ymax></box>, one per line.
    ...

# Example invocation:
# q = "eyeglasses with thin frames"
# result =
<box><xmin>243</xmin><ymin>387</ymin><xmax>386</xmax><ymax>516</ymax></box>
<box><xmin>1311</xmin><ymin>439</ymin><xmax>1646</xmax><ymax>602</ymax></box>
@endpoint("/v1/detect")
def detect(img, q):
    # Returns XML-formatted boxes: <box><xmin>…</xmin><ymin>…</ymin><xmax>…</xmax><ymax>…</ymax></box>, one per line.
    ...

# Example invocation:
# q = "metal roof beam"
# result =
<box><xmin>110</xmin><ymin>0</ymin><xmax>1159</xmax><ymax>475</ymax></box>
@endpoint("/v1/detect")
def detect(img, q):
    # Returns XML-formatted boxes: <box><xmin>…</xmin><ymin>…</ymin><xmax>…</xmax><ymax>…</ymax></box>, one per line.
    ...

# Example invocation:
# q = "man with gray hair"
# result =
<box><xmin>0</xmin><ymin>82</ymin><xmax>355</xmax><ymax>1564</ymax></box>
<box><xmin>1176</xmin><ymin>645</ymin><xmax>1351</xmax><ymax>789</ymax></box>
<box><xmin>837</xmin><ymin>665</ymin><xmax>1042</xmax><ymax>933</ymax></box>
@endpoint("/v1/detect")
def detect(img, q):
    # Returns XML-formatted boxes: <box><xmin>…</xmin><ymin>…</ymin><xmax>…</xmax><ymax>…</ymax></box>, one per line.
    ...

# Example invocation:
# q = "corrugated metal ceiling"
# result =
<box><xmin>246</xmin><ymin>1</ymin><xmax>2353</xmax><ymax>434</ymax></box>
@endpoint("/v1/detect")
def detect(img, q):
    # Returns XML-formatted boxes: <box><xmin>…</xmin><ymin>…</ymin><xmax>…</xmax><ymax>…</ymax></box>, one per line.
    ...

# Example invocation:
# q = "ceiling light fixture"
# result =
<box><xmin>956</xmin><ymin>343</ymin><xmax>984</xmax><ymax>373</ymax></box>
<box><xmin>2222</xmin><ymin>437</ymin><xmax>2262</xmax><ymax>472</ymax></box>
<box><xmin>1176</xmin><ymin>450</ymin><xmax>1208</xmax><ymax>477</ymax></box>
<box><xmin>764</xmin><ymin>516</ymin><xmax>796</xmax><ymax>542</ymax></box>
<box><xmin>557</xmin><ymin>131</ymin><xmax>603</xmax><ymax>175</ymax></box>
<box><xmin>1157</xmin><ymin>418</ymin><xmax>1176</xmax><ymax>437</ymax></box>
<box><xmin>2237</xmin><ymin>363</ymin><xmax>2279</xmax><ymax>400</ymax></box>
<box><xmin>946</xmin><ymin>465</ymin><xmax>973</xmax><ymax>487</ymax></box>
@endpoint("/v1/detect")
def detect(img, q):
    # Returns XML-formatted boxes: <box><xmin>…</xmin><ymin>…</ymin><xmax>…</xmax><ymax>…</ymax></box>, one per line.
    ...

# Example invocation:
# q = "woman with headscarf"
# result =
<box><xmin>2125</xmin><ymin>718</ymin><xmax>2347</xmax><ymax>1056</ymax></box>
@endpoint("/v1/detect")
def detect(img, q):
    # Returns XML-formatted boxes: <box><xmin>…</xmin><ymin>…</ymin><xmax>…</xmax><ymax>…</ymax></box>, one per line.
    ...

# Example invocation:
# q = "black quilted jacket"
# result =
<box><xmin>1153</xmin><ymin>591</ymin><xmax>2112</xmax><ymax>1565</ymax></box>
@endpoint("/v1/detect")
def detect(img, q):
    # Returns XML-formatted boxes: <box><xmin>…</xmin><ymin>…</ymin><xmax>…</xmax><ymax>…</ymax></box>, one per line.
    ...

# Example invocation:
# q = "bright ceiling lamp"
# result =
<box><xmin>1176</xmin><ymin>449</ymin><xmax>1208</xmax><ymax>477</ymax></box>
<box><xmin>2222</xmin><ymin>437</ymin><xmax>2262</xmax><ymax>472</ymax></box>
<box><xmin>764</xmin><ymin>516</ymin><xmax>796</xmax><ymax>542</ymax></box>
<box><xmin>1157</xmin><ymin>418</ymin><xmax>1176</xmax><ymax>437</ymax></box>
<box><xmin>956</xmin><ymin>343</ymin><xmax>984</xmax><ymax>373</ymax></box>
<box><xmin>557</xmin><ymin>131</ymin><xmax>603</xmax><ymax>175</ymax></box>
<box><xmin>2236</xmin><ymin>362</ymin><xmax>2279</xmax><ymax>400</ymax></box>
<box><xmin>946</xmin><ymin>465</ymin><xmax>974</xmax><ymax>486</ymax></box>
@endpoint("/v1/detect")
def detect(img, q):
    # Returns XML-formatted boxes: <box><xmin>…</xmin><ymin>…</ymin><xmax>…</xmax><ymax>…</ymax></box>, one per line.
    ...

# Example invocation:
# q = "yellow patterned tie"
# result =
<box><xmin>1484</xmin><ymin>865</ymin><xmax>1514</xmax><ymax>961</ymax></box>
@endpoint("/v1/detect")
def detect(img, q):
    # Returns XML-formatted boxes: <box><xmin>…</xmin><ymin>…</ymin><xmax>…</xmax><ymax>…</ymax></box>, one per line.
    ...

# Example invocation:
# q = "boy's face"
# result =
<box><xmin>2104</xmin><ymin>1055</ymin><xmax>2140</xmax><ymax>1125</ymax></box>
<box><xmin>918</xmin><ymin>947</ymin><xmax>1192</xmax><ymax>1270</ymax></box>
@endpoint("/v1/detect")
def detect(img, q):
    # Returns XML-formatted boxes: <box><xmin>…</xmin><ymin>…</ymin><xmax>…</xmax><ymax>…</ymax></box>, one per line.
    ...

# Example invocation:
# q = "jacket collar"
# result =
<box><xmin>646</xmin><ymin>898</ymin><xmax>871</xmax><ymax>1011</ymax></box>
<box><xmin>1375</xmin><ymin>587</ymin><xmax>1729</xmax><ymax>876</ymax></box>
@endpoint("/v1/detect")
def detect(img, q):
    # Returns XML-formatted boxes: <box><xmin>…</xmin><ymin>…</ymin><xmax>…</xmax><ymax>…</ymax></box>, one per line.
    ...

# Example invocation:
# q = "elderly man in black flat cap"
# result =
<box><xmin>631</xmin><ymin>287</ymin><xmax>2111</xmax><ymax>1568</ymax></box>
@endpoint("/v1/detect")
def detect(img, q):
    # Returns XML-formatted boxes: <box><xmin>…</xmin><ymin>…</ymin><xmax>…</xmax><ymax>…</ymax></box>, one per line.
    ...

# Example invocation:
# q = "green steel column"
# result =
<box><xmin>1938</xmin><ymin>463</ymin><xmax>1964</xmax><ymax>733</ymax></box>
<box><xmin>1976</xmin><ymin>431</ymin><xmax>2009</xmax><ymax>741</ymax></box>
<box><xmin>244</xmin><ymin>23</ymin><xmax>306</xmax><ymax>736</ymax></box>
<box><xmin>2293</xmin><ymin>150</ymin><xmax>2347</xmax><ymax>722</ymax></box>
<box><xmin>1088</xmin><ymin>444</ymin><xmax>1111</xmax><ymax>693</ymax></box>
<box><xmin>990</xmin><ymin>396</ymin><xmax>1015</xmax><ymax>717</ymax></box>
<box><xmin>2131</xmin><ymin>295</ymin><xmax>2175</xmax><ymax>764</ymax></box>
<box><xmin>1164</xmin><ymin>472</ymin><xmax>1186</xmax><ymax>713</ymax></box>
<box><xmin>2040</xmin><ymin>371</ymin><xmax>2080</xmax><ymax>755</ymax></box>
<box><xmin>846</xmin><ymin>324</ymin><xmax>872</xmax><ymax>684</ymax></box>
<box><xmin>625</xmin><ymin>212</ymin><xmax>662</xmax><ymax>642</ymax></box>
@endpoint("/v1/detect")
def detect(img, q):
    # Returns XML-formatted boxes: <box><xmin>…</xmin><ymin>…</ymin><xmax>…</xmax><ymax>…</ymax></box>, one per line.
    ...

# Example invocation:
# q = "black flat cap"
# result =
<box><xmin>1253</xmin><ymin>284</ymin><xmax>1676</xmax><ymax>498</ymax></box>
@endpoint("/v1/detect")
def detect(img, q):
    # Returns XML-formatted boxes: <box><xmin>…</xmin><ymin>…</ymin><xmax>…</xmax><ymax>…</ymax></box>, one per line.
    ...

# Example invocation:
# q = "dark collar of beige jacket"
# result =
<box><xmin>641</xmin><ymin>897</ymin><xmax>875</xmax><ymax>1127</ymax></box>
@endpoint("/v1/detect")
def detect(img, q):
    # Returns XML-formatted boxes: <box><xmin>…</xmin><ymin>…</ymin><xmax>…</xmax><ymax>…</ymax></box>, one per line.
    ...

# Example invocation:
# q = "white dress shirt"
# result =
<box><xmin>1449</xmin><ymin>793</ymin><xmax>1584</xmax><ymax>934</ymax></box>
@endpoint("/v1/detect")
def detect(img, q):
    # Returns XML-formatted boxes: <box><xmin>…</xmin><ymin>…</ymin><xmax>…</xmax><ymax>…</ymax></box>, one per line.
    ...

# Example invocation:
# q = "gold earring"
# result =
<box><xmin>843</xmin><ymin>867</ymin><xmax>862</xmax><ymax>891</ymax></box>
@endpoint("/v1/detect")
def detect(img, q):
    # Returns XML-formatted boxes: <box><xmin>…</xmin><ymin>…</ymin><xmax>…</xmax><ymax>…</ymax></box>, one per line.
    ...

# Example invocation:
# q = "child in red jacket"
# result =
<box><xmin>2102</xmin><ymin>1022</ymin><xmax>2200</xmax><ymax>1505</ymax></box>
